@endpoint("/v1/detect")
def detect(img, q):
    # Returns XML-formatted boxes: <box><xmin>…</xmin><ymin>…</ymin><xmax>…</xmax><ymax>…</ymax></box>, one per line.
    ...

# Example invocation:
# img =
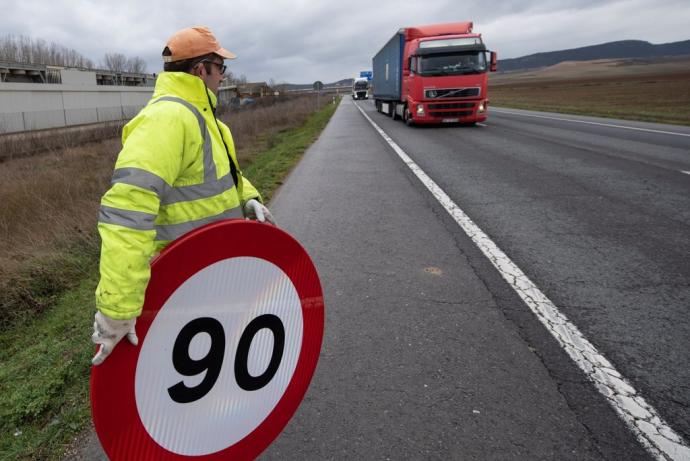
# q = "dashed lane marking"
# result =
<box><xmin>355</xmin><ymin>103</ymin><xmax>690</xmax><ymax>461</ymax></box>
<box><xmin>491</xmin><ymin>108</ymin><xmax>690</xmax><ymax>138</ymax></box>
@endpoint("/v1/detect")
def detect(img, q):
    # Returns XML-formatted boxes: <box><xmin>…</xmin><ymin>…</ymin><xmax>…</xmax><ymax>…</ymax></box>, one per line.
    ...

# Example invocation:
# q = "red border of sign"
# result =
<box><xmin>91</xmin><ymin>220</ymin><xmax>324</xmax><ymax>460</ymax></box>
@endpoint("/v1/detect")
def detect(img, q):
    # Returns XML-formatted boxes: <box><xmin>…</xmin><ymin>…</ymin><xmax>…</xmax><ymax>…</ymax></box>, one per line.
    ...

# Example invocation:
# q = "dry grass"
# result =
<box><xmin>221</xmin><ymin>94</ymin><xmax>325</xmax><ymax>161</ymax></box>
<box><xmin>489</xmin><ymin>57</ymin><xmax>690</xmax><ymax>126</ymax></box>
<box><xmin>0</xmin><ymin>93</ymin><xmax>324</xmax><ymax>328</ymax></box>
<box><xmin>0</xmin><ymin>141</ymin><xmax>117</xmax><ymax>273</ymax></box>
<box><xmin>0</xmin><ymin>122</ymin><xmax>125</xmax><ymax>162</ymax></box>
<box><xmin>0</xmin><ymin>140</ymin><xmax>117</xmax><ymax>326</ymax></box>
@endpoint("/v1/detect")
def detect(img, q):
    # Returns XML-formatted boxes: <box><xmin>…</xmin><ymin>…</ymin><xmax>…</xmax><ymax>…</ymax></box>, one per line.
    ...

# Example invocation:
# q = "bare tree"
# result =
<box><xmin>125</xmin><ymin>56</ymin><xmax>147</xmax><ymax>73</ymax></box>
<box><xmin>223</xmin><ymin>71</ymin><xmax>253</xmax><ymax>86</ymax></box>
<box><xmin>0</xmin><ymin>35</ymin><xmax>18</xmax><ymax>62</ymax></box>
<box><xmin>0</xmin><ymin>34</ymin><xmax>94</xmax><ymax>68</ymax></box>
<box><xmin>102</xmin><ymin>52</ymin><xmax>127</xmax><ymax>72</ymax></box>
<box><xmin>223</xmin><ymin>69</ymin><xmax>235</xmax><ymax>83</ymax></box>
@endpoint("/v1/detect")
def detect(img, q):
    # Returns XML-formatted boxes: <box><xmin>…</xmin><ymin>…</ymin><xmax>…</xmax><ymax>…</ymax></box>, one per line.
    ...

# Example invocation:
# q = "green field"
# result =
<box><xmin>489</xmin><ymin>57</ymin><xmax>690</xmax><ymax>126</ymax></box>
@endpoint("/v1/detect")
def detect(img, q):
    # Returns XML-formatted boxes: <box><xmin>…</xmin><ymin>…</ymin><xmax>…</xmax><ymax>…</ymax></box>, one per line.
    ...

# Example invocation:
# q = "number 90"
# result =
<box><xmin>167</xmin><ymin>314</ymin><xmax>285</xmax><ymax>404</ymax></box>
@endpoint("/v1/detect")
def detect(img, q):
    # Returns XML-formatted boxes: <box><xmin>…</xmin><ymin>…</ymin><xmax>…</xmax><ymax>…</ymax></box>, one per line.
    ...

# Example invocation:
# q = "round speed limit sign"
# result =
<box><xmin>91</xmin><ymin>220</ymin><xmax>324</xmax><ymax>460</ymax></box>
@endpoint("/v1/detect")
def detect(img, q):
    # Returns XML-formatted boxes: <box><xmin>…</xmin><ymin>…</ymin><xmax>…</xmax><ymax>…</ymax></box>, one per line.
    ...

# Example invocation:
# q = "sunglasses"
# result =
<box><xmin>197</xmin><ymin>59</ymin><xmax>227</xmax><ymax>75</ymax></box>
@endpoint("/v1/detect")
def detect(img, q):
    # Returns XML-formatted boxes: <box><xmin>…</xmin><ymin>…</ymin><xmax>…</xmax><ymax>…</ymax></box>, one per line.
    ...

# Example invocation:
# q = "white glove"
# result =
<box><xmin>91</xmin><ymin>311</ymin><xmax>138</xmax><ymax>365</ymax></box>
<box><xmin>243</xmin><ymin>199</ymin><xmax>276</xmax><ymax>225</ymax></box>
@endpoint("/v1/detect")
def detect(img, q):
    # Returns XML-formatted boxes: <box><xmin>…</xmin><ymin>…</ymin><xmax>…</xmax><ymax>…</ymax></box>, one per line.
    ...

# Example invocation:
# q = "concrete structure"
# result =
<box><xmin>60</xmin><ymin>69</ymin><xmax>97</xmax><ymax>86</ymax></box>
<box><xmin>95</xmin><ymin>70</ymin><xmax>155</xmax><ymax>87</ymax></box>
<box><xmin>0</xmin><ymin>61</ymin><xmax>156</xmax><ymax>86</ymax></box>
<box><xmin>0</xmin><ymin>61</ymin><xmax>46</xmax><ymax>83</ymax></box>
<box><xmin>0</xmin><ymin>82</ymin><xmax>153</xmax><ymax>133</ymax></box>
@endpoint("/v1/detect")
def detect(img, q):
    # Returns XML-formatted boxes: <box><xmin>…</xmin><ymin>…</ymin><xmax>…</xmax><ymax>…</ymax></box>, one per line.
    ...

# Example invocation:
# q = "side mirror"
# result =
<box><xmin>490</xmin><ymin>51</ymin><xmax>497</xmax><ymax>72</ymax></box>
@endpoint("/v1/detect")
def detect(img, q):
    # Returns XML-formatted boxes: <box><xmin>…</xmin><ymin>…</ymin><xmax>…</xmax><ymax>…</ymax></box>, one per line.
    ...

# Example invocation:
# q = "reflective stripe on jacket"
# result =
<box><xmin>95</xmin><ymin>72</ymin><xmax>261</xmax><ymax>319</ymax></box>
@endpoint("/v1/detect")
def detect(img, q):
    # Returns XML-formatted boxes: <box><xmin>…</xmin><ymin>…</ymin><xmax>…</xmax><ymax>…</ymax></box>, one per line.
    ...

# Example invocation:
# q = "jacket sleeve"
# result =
<box><xmin>95</xmin><ymin>105</ymin><xmax>187</xmax><ymax>320</ymax></box>
<box><xmin>217</xmin><ymin>120</ymin><xmax>262</xmax><ymax>204</ymax></box>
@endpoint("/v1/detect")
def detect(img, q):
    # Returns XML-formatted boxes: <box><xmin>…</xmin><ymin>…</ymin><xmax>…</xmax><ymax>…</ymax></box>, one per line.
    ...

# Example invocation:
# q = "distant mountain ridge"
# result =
<box><xmin>498</xmin><ymin>39</ymin><xmax>690</xmax><ymax>72</ymax></box>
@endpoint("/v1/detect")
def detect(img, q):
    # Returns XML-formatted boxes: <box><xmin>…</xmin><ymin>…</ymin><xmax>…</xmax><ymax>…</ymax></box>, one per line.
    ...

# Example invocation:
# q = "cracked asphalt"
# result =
<box><xmin>70</xmin><ymin>99</ymin><xmax>689</xmax><ymax>460</ymax></box>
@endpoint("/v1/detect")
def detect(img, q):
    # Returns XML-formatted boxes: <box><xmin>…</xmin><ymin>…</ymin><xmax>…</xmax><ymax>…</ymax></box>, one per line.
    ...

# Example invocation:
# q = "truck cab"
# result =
<box><xmin>373</xmin><ymin>22</ymin><xmax>497</xmax><ymax>126</ymax></box>
<box><xmin>352</xmin><ymin>78</ymin><xmax>369</xmax><ymax>100</ymax></box>
<box><xmin>404</xmin><ymin>34</ymin><xmax>495</xmax><ymax>125</ymax></box>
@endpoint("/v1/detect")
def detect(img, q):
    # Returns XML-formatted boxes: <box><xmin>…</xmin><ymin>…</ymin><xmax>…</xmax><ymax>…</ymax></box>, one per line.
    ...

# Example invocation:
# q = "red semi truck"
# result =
<box><xmin>372</xmin><ymin>22</ymin><xmax>497</xmax><ymax>126</ymax></box>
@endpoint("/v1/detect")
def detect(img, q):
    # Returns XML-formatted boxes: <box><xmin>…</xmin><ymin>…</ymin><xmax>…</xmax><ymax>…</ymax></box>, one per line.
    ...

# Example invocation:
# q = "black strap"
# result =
<box><xmin>206</xmin><ymin>89</ymin><xmax>239</xmax><ymax>188</ymax></box>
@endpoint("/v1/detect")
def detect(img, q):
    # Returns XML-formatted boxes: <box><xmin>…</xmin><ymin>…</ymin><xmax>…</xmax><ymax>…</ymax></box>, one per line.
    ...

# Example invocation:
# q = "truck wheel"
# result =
<box><xmin>404</xmin><ymin>106</ymin><xmax>414</xmax><ymax>126</ymax></box>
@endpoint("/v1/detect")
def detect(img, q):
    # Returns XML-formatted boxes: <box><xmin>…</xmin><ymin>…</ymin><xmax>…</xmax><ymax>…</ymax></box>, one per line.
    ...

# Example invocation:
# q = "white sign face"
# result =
<box><xmin>134</xmin><ymin>257</ymin><xmax>303</xmax><ymax>456</ymax></box>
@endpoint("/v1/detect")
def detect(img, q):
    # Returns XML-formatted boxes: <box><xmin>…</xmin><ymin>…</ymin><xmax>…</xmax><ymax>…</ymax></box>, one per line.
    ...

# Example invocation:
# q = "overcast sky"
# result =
<box><xmin>3</xmin><ymin>0</ymin><xmax>689</xmax><ymax>84</ymax></box>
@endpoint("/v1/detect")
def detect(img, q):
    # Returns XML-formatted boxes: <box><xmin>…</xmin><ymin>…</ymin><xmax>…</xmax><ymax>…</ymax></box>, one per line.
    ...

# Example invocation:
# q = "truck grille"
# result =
<box><xmin>428</xmin><ymin>102</ymin><xmax>475</xmax><ymax>110</ymax></box>
<box><xmin>425</xmin><ymin>87</ymin><xmax>480</xmax><ymax>99</ymax></box>
<box><xmin>429</xmin><ymin>110</ymin><xmax>474</xmax><ymax>118</ymax></box>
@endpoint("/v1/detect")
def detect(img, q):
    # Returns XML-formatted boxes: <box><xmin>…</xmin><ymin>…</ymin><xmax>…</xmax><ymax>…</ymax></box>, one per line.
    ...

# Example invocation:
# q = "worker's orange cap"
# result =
<box><xmin>163</xmin><ymin>26</ymin><xmax>236</xmax><ymax>62</ymax></box>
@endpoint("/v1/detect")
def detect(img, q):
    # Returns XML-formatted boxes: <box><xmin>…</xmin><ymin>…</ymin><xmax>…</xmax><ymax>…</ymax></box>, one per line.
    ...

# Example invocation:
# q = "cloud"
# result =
<box><xmin>2</xmin><ymin>0</ymin><xmax>688</xmax><ymax>83</ymax></box>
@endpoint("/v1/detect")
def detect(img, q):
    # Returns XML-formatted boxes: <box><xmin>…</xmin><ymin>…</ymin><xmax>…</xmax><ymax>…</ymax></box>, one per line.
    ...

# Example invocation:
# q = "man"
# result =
<box><xmin>91</xmin><ymin>26</ymin><xmax>274</xmax><ymax>365</ymax></box>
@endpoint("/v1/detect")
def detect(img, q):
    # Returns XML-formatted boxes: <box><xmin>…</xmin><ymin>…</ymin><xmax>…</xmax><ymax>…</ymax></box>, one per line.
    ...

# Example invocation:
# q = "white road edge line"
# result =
<box><xmin>681</xmin><ymin>170</ymin><xmax>690</xmax><ymax>176</ymax></box>
<box><xmin>476</xmin><ymin>122</ymin><xmax>487</xmax><ymax>127</ymax></box>
<box><xmin>355</xmin><ymin>103</ymin><xmax>690</xmax><ymax>461</ymax></box>
<box><xmin>491</xmin><ymin>108</ymin><xmax>690</xmax><ymax>138</ymax></box>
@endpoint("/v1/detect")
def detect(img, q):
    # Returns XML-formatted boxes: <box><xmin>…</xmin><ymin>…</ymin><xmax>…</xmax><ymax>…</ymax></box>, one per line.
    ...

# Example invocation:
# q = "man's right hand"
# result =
<box><xmin>243</xmin><ymin>199</ymin><xmax>276</xmax><ymax>225</ymax></box>
<box><xmin>91</xmin><ymin>311</ymin><xmax>138</xmax><ymax>365</ymax></box>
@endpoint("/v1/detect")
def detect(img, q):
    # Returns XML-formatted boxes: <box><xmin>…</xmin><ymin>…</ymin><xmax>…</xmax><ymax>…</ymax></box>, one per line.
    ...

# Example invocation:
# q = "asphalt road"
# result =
<box><xmin>356</xmin><ymin>102</ymin><xmax>690</xmax><ymax>444</ymax></box>
<box><xmin>72</xmin><ymin>100</ymin><xmax>689</xmax><ymax>460</ymax></box>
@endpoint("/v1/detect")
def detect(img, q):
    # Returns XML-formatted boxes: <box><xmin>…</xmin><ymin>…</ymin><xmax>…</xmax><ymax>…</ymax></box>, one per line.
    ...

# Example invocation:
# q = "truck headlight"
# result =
<box><xmin>478</xmin><ymin>101</ymin><xmax>486</xmax><ymax>113</ymax></box>
<box><xmin>416</xmin><ymin>104</ymin><xmax>425</xmax><ymax>116</ymax></box>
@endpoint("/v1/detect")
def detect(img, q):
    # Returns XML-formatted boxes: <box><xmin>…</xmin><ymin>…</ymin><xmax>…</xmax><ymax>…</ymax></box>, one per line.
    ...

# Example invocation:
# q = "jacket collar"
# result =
<box><xmin>152</xmin><ymin>72</ymin><xmax>218</xmax><ymax>109</ymax></box>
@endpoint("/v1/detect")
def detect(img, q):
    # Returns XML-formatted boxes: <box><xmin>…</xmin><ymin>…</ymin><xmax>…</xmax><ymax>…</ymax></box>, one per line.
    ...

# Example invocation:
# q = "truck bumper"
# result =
<box><xmin>408</xmin><ymin>99</ymin><xmax>488</xmax><ymax>124</ymax></box>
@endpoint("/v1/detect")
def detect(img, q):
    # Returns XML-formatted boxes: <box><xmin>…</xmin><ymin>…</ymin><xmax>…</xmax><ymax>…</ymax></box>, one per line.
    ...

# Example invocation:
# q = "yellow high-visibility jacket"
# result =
<box><xmin>96</xmin><ymin>72</ymin><xmax>261</xmax><ymax>319</ymax></box>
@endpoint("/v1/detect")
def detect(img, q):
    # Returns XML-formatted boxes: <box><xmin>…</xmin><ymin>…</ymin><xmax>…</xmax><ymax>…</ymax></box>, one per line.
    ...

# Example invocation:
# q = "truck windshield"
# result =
<box><xmin>354</xmin><ymin>81</ymin><xmax>368</xmax><ymax>90</ymax></box>
<box><xmin>418</xmin><ymin>52</ymin><xmax>487</xmax><ymax>76</ymax></box>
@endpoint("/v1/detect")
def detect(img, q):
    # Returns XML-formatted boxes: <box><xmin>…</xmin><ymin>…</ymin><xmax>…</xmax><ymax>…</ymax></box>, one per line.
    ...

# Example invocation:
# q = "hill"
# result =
<box><xmin>490</xmin><ymin>55</ymin><xmax>690</xmax><ymax>85</ymax></box>
<box><xmin>498</xmin><ymin>39</ymin><xmax>690</xmax><ymax>72</ymax></box>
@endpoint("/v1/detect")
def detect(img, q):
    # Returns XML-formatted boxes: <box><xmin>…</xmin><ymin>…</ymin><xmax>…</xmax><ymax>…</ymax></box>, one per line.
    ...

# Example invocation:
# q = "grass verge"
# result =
<box><xmin>0</xmin><ymin>97</ymin><xmax>340</xmax><ymax>461</ymax></box>
<box><xmin>0</xmin><ymin>261</ymin><xmax>96</xmax><ymax>461</ymax></box>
